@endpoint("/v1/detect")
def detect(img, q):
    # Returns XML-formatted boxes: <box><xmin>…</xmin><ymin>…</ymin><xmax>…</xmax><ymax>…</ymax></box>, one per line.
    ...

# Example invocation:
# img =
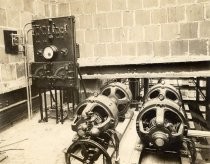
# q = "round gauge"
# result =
<box><xmin>43</xmin><ymin>46</ymin><xmax>57</xmax><ymax>59</ymax></box>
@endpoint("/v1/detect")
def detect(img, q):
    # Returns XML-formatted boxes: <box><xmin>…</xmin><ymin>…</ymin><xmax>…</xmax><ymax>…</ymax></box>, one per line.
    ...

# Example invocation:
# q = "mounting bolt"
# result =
<box><xmin>93</xmin><ymin>92</ymin><xmax>98</xmax><ymax>97</ymax></box>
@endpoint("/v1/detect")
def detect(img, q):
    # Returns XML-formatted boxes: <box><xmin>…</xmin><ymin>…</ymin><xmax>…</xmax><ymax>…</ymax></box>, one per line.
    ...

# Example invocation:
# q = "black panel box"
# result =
<box><xmin>3</xmin><ymin>30</ymin><xmax>18</xmax><ymax>54</ymax></box>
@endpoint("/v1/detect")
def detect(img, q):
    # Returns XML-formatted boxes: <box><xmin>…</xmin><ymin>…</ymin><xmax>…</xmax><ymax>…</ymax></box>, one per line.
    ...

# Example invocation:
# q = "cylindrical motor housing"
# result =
<box><xmin>101</xmin><ymin>82</ymin><xmax>132</xmax><ymax>116</ymax></box>
<box><xmin>136</xmin><ymin>83</ymin><xmax>188</xmax><ymax>150</ymax></box>
<box><xmin>69</xmin><ymin>82</ymin><xmax>132</xmax><ymax>164</ymax></box>
<box><xmin>145</xmin><ymin>81</ymin><xmax>181</xmax><ymax>105</ymax></box>
<box><xmin>72</xmin><ymin>94</ymin><xmax>118</xmax><ymax>138</ymax></box>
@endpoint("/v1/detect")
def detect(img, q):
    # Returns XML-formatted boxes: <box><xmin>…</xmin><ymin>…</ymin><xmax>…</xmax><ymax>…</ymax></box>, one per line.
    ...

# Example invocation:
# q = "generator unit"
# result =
<box><xmin>136</xmin><ymin>81</ymin><xmax>196</xmax><ymax>163</ymax></box>
<box><xmin>65</xmin><ymin>82</ymin><xmax>132</xmax><ymax>164</ymax></box>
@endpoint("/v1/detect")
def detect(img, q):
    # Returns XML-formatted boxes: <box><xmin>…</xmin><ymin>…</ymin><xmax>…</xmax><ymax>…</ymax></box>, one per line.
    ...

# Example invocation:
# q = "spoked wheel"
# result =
<box><xmin>145</xmin><ymin>83</ymin><xmax>181</xmax><ymax>104</ymax></box>
<box><xmin>65</xmin><ymin>139</ymin><xmax>112</xmax><ymax>164</ymax></box>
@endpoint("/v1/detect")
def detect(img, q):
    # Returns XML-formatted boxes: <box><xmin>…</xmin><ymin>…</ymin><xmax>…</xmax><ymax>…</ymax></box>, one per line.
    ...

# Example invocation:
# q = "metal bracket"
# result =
<box><xmin>10</xmin><ymin>33</ymin><xmax>22</xmax><ymax>46</ymax></box>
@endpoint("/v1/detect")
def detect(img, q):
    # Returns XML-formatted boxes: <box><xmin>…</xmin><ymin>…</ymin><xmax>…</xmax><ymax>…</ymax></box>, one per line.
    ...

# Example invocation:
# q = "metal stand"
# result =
<box><xmin>54</xmin><ymin>90</ymin><xmax>59</xmax><ymax>123</ymax></box>
<box><xmin>38</xmin><ymin>88</ymin><xmax>81</xmax><ymax>123</ymax></box>
<box><xmin>60</xmin><ymin>89</ymin><xmax>63</xmax><ymax>124</ymax></box>
<box><xmin>206</xmin><ymin>77</ymin><xmax>210</xmax><ymax>129</ymax></box>
<box><xmin>143</xmin><ymin>78</ymin><xmax>149</xmax><ymax>101</ymax></box>
<box><xmin>38</xmin><ymin>89</ymin><xmax>62</xmax><ymax>123</ymax></box>
<box><xmin>43</xmin><ymin>90</ymin><xmax>48</xmax><ymax>122</ymax></box>
<box><xmin>129</xmin><ymin>78</ymin><xmax>140</xmax><ymax>111</ymax></box>
<box><xmin>38</xmin><ymin>89</ymin><xmax>43</xmax><ymax>122</ymax></box>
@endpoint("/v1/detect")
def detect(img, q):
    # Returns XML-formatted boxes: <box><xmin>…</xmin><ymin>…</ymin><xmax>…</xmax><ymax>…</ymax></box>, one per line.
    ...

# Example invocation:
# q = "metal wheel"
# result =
<box><xmin>65</xmin><ymin>139</ymin><xmax>112</xmax><ymax>164</ymax></box>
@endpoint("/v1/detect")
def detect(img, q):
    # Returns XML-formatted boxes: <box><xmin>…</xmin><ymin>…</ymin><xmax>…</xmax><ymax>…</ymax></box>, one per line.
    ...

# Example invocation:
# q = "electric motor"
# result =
<box><xmin>72</xmin><ymin>94</ymin><xmax>119</xmax><ymax>138</ymax></box>
<box><xmin>144</xmin><ymin>81</ymin><xmax>182</xmax><ymax>104</ymax></box>
<box><xmin>136</xmin><ymin>82</ymin><xmax>188</xmax><ymax>150</ymax></box>
<box><xmin>101</xmin><ymin>82</ymin><xmax>132</xmax><ymax>116</ymax></box>
<box><xmin>65</xmin><ymin>82</ymin><xmax>133</xmax><ymax>164</ymax></box>
<box><xmin>67</xmin><ymin>94</ymin><xmax>120</xmax><ymax>164</ymax></box>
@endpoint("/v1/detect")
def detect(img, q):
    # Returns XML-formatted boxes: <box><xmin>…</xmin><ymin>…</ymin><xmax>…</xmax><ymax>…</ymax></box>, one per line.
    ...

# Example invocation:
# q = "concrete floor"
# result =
<box><xmin>1</xmin><ymin>109</ymin><xmax>208</xmax><ymax>164</ymax></box>
<box><xmin>0</xmin><ymin>112</ymin><xmax>74</xmax><ymax>164</ymax></box>
<box><xmin>0</xmin><ymin>109</ymin><xmax>139</xmax><ymax>164</ymax></box>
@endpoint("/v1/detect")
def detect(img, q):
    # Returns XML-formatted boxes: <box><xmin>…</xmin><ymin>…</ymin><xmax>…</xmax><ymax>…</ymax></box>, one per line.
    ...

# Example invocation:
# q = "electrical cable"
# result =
<box><xmin>183</xmin><ymin>138</ymin><xmax>197</xmax><ymax>164</ymax></box>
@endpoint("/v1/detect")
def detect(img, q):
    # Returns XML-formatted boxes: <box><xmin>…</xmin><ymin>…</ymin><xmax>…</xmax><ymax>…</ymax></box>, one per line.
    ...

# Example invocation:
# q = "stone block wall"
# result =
<box><xmin>0</xmin><ymin>0</ymin><xmax>70</xmax><ymax>94</ymax></box>
<box><xmin>1</xmin><ymin>0</ymin><xmax>210</xmax><ymax>93</ymax></box>
<box><xmin>69</xmin><ymin>0</ymin><xmax>210</xmax><ymax>65</ymax></box>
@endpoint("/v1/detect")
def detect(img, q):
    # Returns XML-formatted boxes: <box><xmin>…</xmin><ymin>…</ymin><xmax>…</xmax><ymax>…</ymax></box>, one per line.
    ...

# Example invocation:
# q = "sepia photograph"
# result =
<box><xmin>0</xmin><ymin>0</ymin><xmax>210</xmax><ymax>163</ymax></box>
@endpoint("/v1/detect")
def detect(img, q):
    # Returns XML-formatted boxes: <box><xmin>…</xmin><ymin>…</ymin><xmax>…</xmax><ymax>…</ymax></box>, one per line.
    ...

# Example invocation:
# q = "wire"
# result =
<box><xmin>23</xmin><ymin>23</ymin><xmax>32</xmax><ymax>31</ymax></box>
<box><xmin>183</xmin><ymin>138</ymin><xmax>197</xmax><ymax>163</ymax></box>
<box><xmin>0</xmin><ymin>139</ymin><xmax>28</xmax><ymax>149</ymax></box>
<box><xmin>0</xmin><ymin>148</ymin><xmax>24</xmax><ymax>152</ymax></box>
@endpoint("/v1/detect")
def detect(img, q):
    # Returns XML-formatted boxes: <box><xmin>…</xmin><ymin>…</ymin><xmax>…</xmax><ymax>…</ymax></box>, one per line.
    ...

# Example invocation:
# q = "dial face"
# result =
<box><xmin>43</xmin><ymin>46</ymin><xmax>54</xmax><ymax>59</ymax></box>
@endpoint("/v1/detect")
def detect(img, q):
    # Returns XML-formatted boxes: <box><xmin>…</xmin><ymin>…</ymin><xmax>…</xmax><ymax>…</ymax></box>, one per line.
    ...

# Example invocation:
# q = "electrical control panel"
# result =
<box><xmin>30</xmin><ymin>16</ymin><xmax>79</xmax><ymax>89</ymax></box>
<box><xmin>31</xmin><ymin>62</ymin><xmax>77</xmax><ymax>89</ymax></box>
<box><xmin>30</xmin><ymin>62</ymin><xmax>52</xmax><ymax>88</ymax></box>
<box><xmin>32</xmin><ymin>16</ymin><xmax>76</xmax><ymax>62</ymax></box>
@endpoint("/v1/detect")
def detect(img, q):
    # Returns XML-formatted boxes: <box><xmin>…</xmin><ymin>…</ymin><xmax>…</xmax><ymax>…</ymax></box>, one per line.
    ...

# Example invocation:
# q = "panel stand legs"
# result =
<box><xmin>55</xmin><ymin>89</ymin><xmax>59</xmax><ymax>124</ymax></box>
<box><xmin>60</xmin><ymin>89</ymin><xmax>64</xmax><ymax>124</ymax></box>
<box><xmin>43</xmin><ymin>90</ymin><xmax>48</xmax><ymax>122</ymax></box>
<box><xmin>38</xmin><ymin>88</ymin><xmax>80</xmax><ymax>123</ymax></box>
<box><xmin>38</xmin><ymin>89</ymin><xmax>48</xmax><ymax>122</ymax></box>
<box><xmin>38</xmin><ymin>89</ymin><xmax>44</xmax><ymax>122</ymax></box>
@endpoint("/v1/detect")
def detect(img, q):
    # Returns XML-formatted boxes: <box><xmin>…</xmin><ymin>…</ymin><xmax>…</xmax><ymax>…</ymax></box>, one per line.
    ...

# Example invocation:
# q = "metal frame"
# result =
<box><xmin>38</xmin><ymin>88</ymin><xmax>78</xmax><ymax>124</ymax></box>
<box><xmin>79</xmin><ymin>61</ymin><xmax>210</xmax><ymax>79</ymax></box>
<box><xmin>206</xmin><ymin>78</ymin><xmax>210</xmax><ymax>126</ymax></box>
